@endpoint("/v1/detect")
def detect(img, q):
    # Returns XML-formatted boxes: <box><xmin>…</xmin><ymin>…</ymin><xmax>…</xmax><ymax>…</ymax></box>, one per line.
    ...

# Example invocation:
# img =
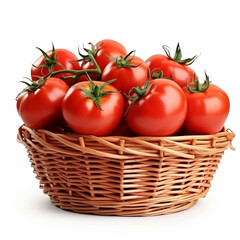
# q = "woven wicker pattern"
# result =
<box><xmin>17</xmin><ymin>125</ymin><xmax>235</xmax><ymax>216</ymax></box>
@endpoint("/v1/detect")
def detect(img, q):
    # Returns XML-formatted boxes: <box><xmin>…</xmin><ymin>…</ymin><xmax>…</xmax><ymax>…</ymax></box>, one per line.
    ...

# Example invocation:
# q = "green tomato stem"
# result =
<box><xmin>106</xmin><ymin>50</ymin><xmax>141</xmax><ymax>68</ymax></box>
<box><xmin>186</xmin><ymin>72</ymin><xmax>211</xmax><ymax>93</ymax></box>
<box><xmin>75</xmin><ymin>75</ymin><xmax>117</xmax><ymax>111</ymax></box>
<box><xmin>162</xmin><ymin>43</ymin><xmax>198</xmax><ymax>66</ymax></box>
<box><xmin>44</xmin><ymin>52</ymin><xmax>102</xmax><ymax>84</ymax></box>
<box><xmin>16</xmin><ymin>77</ymin><xmax>45</xmax><ymax>100</ymax></box>
<box><xmin>124</xmin><ymin>70</ymin><xmax>152</xmax><ymax>116</ymax></box>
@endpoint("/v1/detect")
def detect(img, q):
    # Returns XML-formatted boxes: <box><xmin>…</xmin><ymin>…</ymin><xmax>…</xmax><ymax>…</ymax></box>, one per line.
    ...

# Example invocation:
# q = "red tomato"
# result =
<box><xmin>77</xmin><ymin>60</ymin><xmax>97</xmax><ymax>82</ymax></box>
<box><xmin>182</xmin><ymin>75</ymin><xmax>230</xmax><ymax>134</ymax></box>
<box><xmin>101</xmin><ymin>52</ymin><xmax>148</xmax><ymax>95</ymax></box>
<box><xmin>95</xmin><ymin>39</ymin><xmax>127</xmax><ymax>70</ymax></box>
<box><xmin>17</xmin><ymin>77</ymin><xmax>69</xmax><ymax>129</ymax></box>
<box><xmin>62</xmin><ymin>80</ymin><xmax>124</xmax><ymax>136</ymax></box>
<box><xmin>125</xmin><ymin>79</ymin><xmax>187</xmax><ymax>136</ymax></box>
<box><xmin>146</xmin><ymin>43</ymin><xmax>198</xmax><ymax>88</ymax></box>
<box><xmin>77</xmin><ymin>39</ymin><xmax>127</xmax><ymax>81</ymax></box>
<box><xmin>31</xmin><ymin>44</ymin><xmax>81</xmax><ymax>86</ymax></box>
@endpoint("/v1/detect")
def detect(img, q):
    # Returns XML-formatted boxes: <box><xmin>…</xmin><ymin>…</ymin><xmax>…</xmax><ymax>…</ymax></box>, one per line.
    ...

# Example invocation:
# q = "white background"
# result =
<box><xmin>0</xmin><ymin>0</ymin><xmax>239</xmax><ymax>239</ymax></box>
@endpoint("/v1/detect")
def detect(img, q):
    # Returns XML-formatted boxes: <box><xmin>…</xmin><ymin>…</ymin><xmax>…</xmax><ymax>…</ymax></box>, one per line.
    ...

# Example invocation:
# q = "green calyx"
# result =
<box><xmin>75</xmin><ymin>74</ymin><xmax>117</xmax><ymax>111</ymax></box>
<box><xmin>124</xmin><ymin>70</ymin><xmax>152</xmax><ymax>116</ymax></box>
<box><xmin>16</xmin><ymin>77</ymin><xmax>45</xmax><ymax>100</ymax></box>
<box><xmin>33</xmin><ymin>43</ymin><xmax>64</xmax><ymax>73</ymax></box>
<box><xmin>186</xmin><ymin>72</ymin><xmax>211</xmax><ymax>93</ymax></box>
<box><xmin>162</xmin><ymin>43</ymin><xmax>198</xmax><ymax>66</ymax></box>
<box><xmin>107</xmin><ymin>50</ymin><xmax>141</xmax><ymax>68</ymax></box>
<box><xmin>151</xmin><ymin>69</ymin><xmax>172</xmax><ymax>80</ymax></box>
<box><xmin>152</xmin><ymin>69</ymin><xmax>164</xmax><ymax>79</ymax></box>
<box><xmin>77</xmin><ymin>43</ymin><xmax>98</xmax><ymax>62</ymax></box>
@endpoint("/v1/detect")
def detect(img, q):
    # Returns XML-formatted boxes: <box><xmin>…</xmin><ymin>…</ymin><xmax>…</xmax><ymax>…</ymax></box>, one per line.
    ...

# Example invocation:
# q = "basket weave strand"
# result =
<box><xmin>17</xmin><ymin>125</ymin><xmax>234</xmax><ymax>216</ymax></box>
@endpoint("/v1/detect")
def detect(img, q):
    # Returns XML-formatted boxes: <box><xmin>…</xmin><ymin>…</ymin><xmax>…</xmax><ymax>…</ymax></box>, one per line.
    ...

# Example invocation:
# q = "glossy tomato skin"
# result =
<box><xmin>62</xmin><ymin>81</ymin><xmax>124</xmax><ymax>136</ymax></box>
<box><xmin>182</xmin><ymin>84</ymin><xmax>230</xmax><ymax>134</ymax></box>
<box><xmin>77</xmin><ymin>40</ymin><xmax>127</xmax><ymax>82</ymax></box>
<box><xmin>125</xmin><ymin>79</ymin><xmax>187</xmax><ymax>136</ymax></box>
<box><xmin>77</xmin><ymin>60</ymin><xmax>96</xmax><ymax>82</ymax></box>
<box><xmin>31</xmin><ymin>49</ymin><xmax>81</xmax><ymax>86</ymax></box>
<box><xmin>101</xmin><ymin>56</ymin><xmax>148</xmax><ymax>95</ymax></box>
<box><xmin>17</xmin><ymin>78</ymin><xmax>69</xmax><ymax>129</ymax></box>
<box><xmin>93</xmin><ymin>39</ymin><xmax>127</xmax><ymax>71</ymax></box>
<box><xmin>96</xmin><ymin>39</ymin><xmax>126</xmax><ymax>51</ymax></box>
<box><xmin>146</xmin><ymin>54</ymin><xmax>196</xmax><ymax>88</ymax></box>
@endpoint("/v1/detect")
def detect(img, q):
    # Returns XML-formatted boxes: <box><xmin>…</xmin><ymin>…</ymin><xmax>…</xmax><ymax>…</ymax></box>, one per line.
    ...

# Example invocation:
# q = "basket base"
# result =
<box><xmin>50</xmin><ymin>198</ymin><xmax>199</xmax><ymax>217</ymax></box>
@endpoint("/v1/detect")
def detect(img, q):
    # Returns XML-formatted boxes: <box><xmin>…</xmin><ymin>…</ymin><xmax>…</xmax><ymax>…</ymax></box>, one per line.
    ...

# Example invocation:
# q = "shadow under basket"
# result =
<box><xmin>17</xmin><ymin>125</ymin><xmax>235</xmax><ymax>217</ymax></box>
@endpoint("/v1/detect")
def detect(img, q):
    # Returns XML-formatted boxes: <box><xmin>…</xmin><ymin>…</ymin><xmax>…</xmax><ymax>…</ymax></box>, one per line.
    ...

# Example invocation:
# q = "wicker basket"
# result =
<box><xmin>17</xmin><ymin>125</ymin><xmax>235</xmax><ymax>216</ymax></box>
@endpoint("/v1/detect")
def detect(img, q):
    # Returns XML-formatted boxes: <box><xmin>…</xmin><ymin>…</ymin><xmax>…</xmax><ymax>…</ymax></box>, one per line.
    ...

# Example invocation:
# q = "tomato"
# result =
<box><xmin>31</xmin><ymin>44</ymin><xmax>81</xmax><ymax>86</ymax></box>
<box><xmin>182</xmin><ymin>74</ymin><xmax>230</xmax><ymax>135</ymax></box>
<box><xmin>17</xmin><ymin>77</ymin><xmax>69</xmax><ymax>129</ymax></box>
<box><xmin>101</xmin><ymin>51</ymin><xmax>148</xmax><ymax>95</ymax></box>
<box><xmin>77</xmin><ymin>60</ymin><xmax>97</xmax><ymax>82</ymax></box>
<box><xmin>146</xmin><ymin>43</ymin><xmax>198</xmax><ymax>88</ymax></box>
<box><xmin>77</xmin><ymin>39</ymin><xmax>127</xmax><ymax>81</ymax></box>
<box><xmin>95</xmin><ymin>39</ymin><xmax>127</xmax><ymax>71</ymax></box>
<box><xmin>125</xmin><ymin>78</ymin><xmax>187</xmax><ymax>136</ymax></box>
<box><xmin>62</xmin><ymin>79</ymin><xmax>124</xmax><ymax>136</ymax></box>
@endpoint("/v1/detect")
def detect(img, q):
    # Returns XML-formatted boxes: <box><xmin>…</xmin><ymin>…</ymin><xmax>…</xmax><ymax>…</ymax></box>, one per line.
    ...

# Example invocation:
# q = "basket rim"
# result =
<box><xmin>19</xmin><ymin>124</ymin><xmax>235</xmax><ymax>141</ymax></box>
<box><xmin>18</xmin><ymin>124</ymin><xmax>235</xmax><ymax>160</ymax></box>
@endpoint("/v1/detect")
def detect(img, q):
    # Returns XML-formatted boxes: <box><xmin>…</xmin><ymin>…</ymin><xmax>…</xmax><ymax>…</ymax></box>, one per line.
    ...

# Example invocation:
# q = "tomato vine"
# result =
<box><xmin>44</xmin><ymin>52</ymin><xmax>102</xmax><ymax>84</ymax></box>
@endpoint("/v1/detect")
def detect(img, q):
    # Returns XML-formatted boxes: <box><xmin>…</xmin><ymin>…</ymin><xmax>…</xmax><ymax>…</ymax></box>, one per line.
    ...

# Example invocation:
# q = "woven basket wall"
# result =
<box><xmin>17</xmin><ymin>125</ymin><xmax>235</xmax><ymax>216</ymax></box>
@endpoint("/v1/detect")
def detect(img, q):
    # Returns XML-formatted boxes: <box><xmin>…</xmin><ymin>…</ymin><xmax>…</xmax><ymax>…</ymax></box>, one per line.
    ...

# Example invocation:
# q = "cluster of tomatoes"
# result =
<box><xmin>16</xmin><ymin>39</ymin><xmax>230</xmax><ymax>137</ymax></box>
